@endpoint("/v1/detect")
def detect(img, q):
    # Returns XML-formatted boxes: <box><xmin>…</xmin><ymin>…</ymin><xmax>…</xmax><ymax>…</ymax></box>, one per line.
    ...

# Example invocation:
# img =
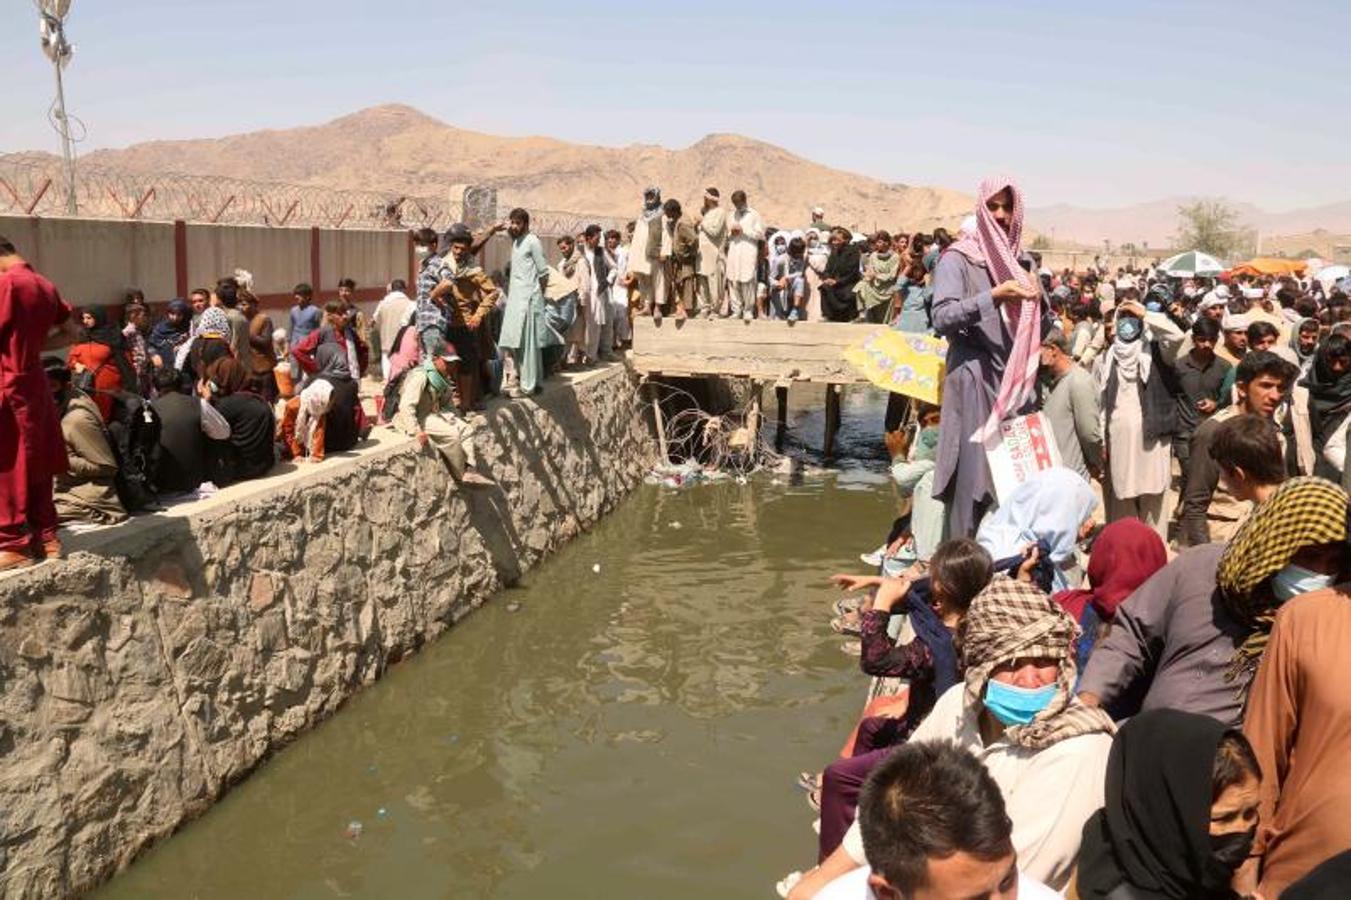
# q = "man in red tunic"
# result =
<box><xmin>0</xmin><ymin>235</ymin><xmax>73</xmax><ymax>568</ymax></box>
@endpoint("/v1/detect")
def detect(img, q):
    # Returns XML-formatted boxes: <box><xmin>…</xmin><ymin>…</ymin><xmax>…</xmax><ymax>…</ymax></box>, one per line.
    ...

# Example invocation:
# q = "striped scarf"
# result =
<box><xmin>1216</xmin><ymin>476</ymin><xmax>1348</xmax><ymax>679</ymax></box>
<box><xmin>947</xmin><ymin>176</ymin><xmax>1042</xmax><ymax>443</ymax></box>
<box><xmin>961</xmin><ymin>575</ymin><xmax>1115</xmax><ymax>750</ymax></box>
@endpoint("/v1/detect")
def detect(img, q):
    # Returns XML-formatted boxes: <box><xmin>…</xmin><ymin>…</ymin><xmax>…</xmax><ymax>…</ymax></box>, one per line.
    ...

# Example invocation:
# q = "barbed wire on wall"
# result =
<box><xmin>0</xmin><ymin>153</ymin><xmax>624</xmax><ymax>236</ymax></box>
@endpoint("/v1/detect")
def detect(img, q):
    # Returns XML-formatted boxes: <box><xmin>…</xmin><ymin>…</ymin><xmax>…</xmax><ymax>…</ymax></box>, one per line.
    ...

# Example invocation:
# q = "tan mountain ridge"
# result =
<box><xmin>75</xmin><ymin>104</ymin><xmax>973</xmax><ymax>231</ymax></box>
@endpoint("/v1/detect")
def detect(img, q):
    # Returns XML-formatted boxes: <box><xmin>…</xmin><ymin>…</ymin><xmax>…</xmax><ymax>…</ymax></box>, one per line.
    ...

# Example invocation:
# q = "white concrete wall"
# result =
<box><xmin>0</xmin><ymin>215</ymin><xmax>176</xmax><ymax>305</ymax></box>
<box><xmin>183</xmin><ymin>223</ymin><xmax>311</xmax><ymax>297</ymax></box>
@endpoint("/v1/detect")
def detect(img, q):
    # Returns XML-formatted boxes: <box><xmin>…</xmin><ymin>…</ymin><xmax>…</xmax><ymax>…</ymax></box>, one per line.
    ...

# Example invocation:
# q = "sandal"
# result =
<box><xmin>830</xmin><ymin>612</ymin><xmax>861</xmax><ymax>636</ymax></box>
<box><xmin>806</xmin><ymin>787</ymin><xmax>821</xmax><ymax>813</ymax></box>
<box><xmin>833</xmin><ymin>596</ymin><xmax>865</xmax><ymax>618</ymax></box>
<box><xmin>796</xmin><ymin>771</ymin><xmax>821</xmax><ymax>793</ymax></box>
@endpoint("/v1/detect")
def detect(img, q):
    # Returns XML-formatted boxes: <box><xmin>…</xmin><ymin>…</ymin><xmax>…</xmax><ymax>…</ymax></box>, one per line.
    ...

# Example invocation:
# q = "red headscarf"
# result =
<box><xmin>948</xmin><ymin>176</ymin><xmax>1042</xmax><ymax>442</ymax></box>
<box><xmin>1054</xmin><ymin>517</ymin><xmax>1167</xmax><ymax>622</ymax></box>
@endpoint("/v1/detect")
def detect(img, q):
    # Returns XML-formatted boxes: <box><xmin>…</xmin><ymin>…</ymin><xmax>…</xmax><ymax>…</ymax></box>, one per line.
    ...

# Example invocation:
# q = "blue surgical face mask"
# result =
<box><xmin>983</xmin><ymin>679</ymin><xmax>1058</xmax><ymax>726</ymax></box>
<box><xmin>1115</xmin><ymin>315</ymin><xmax>1143</xmax><ymax>343</ymax></box>
<box><xmin>1271</xmin><ymin>563</ymin><xmax>1336</xmax><ymax>601</ymax></box>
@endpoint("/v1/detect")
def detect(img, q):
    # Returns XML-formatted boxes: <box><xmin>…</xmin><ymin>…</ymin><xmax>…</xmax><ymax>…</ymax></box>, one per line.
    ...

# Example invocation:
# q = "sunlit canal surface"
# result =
<box><xmin>96</xmin><ymin>387</ymin><xmax>897</xmax><ymax>899</ymax></box>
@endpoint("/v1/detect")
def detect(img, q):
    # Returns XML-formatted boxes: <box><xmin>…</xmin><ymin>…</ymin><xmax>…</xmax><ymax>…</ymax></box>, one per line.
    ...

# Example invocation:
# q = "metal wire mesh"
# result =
<box><xmin>0</xmin><ymin>153</ymin><xmax>625</xmax><ymax>236</ymax></box>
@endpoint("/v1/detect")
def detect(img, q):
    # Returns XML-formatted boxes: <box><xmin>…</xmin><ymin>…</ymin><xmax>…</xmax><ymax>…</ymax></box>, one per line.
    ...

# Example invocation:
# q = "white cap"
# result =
<box><xmin>1242</xmin><ymin>287</ymin><xmax>1264</xmax><ymax>300</ymax></box>
<box><xmin>811</xmin><ymin>206</ymin><xmax>825</xmax><ymax>216</ymax></box>
<box><xmin>1197</xmin><ymin>290</ymin><xmax>1227</xmax><ymax>311</ymax></box>
<box><xmin>1222</xmin><ymin>312</ymin><xmax>1252</xmax><ymax>332</ymax></box>
<box><xmin>1215</xmin><ymin>284</ymin><xmax>1231</xmax><ymax>299</ymax></box>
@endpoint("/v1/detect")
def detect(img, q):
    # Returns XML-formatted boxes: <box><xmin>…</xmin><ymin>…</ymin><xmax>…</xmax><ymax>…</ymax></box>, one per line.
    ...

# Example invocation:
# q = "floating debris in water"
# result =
<box><xmin>377</xmin><ymin>808</ymin><xmax>388</xmax><ymax>818</ymax></box>
<box><xmin>505</xmin><ymin>601</ymin><xmax>522</xmax><ymax>613</ymax></box>
<box><xmin>366</xmin><ymin>764</ymin><xmax>377</xmax><ymax>774</ymax></box>
<box><xmin>346</xmin><ymin>820</ymin><xmax>364</xmax><ymax>840</ymax></box>
<box><xmin>669</xmin><ymin>521</ymin><xmax>682</xmax><ymax>529</ymax></box>
<box><xmin>592</xmin><ymin>563</ymin><xmax>601</xmax><ymax>574</ymax></box>
<box><xmin>644</xmin><ymin>461</ymin><xmax>732</xmax><ymax>490</ymax></box>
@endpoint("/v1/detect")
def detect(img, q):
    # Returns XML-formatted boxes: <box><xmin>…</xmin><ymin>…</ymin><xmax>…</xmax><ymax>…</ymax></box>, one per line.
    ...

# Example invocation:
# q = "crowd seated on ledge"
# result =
<box><xmin>4</xmin><ymin>201</ymin><xmax>702</xmax><ymax>567</ymax></box>
<box><xmin>0</xmin><ymin>213</ymin><xmax>582</xmax><ymax>569</ymax></box>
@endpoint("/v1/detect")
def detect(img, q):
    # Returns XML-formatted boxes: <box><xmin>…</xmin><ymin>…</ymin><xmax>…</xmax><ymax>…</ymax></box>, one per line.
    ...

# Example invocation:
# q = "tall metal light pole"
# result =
<box><xmin>38</xmin><ymin>0</ymin><xmax>78</xmax><ymax>214</ymax></box>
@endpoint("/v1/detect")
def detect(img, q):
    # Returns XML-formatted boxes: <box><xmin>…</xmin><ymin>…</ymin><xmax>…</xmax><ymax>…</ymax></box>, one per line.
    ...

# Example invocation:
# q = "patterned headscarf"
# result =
<box><xmin>195</xmin><ymin>307</ymin><xmax>232</xmax><ymax>339</ymax></box>
<box><xmin>1216</xmin><ymin>476</ymin><xmax>1348</xmax><ymax>676</ymax></box>
<box><xmin>948</xmin><ymin>177</ymin><xmax>1042</xmax><ymax>443</ymax></box>
<box><xmin>961</xmin><ymin>575</ymin><xmax>1115</xmax><ymax>750</ymax></box>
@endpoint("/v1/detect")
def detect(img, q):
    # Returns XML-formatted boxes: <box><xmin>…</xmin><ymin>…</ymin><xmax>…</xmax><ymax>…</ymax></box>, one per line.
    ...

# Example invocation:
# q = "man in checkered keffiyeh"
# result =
<box><xmin>962</xmin><ymin>575</ymin><xmax>1116</xmax><ymax>750</ymax></box>
<box><xmin>1216</xmin><ymin>476</ymin><xmax>1349</xmax><ymax>679</ymax></box>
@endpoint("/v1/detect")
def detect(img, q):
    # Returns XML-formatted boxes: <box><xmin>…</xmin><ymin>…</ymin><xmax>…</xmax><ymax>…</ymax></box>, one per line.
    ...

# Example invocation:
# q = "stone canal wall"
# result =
<box><xmin>0</xmin><ymin>365</ymin><xmax>656</xmax><ymax>899</ymax></box>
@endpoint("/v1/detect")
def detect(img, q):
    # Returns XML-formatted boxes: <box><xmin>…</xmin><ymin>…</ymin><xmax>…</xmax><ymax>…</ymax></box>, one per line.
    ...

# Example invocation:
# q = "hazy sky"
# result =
<box><xmin>3</xmin><ymin>0</ymin><xmax>1346</xmax><ymax>210</ymax></box>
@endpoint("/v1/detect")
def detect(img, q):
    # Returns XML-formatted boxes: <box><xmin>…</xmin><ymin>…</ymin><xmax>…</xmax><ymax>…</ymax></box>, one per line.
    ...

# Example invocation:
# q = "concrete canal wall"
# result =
<box><xmin>0</xmin><ymin>364</ymin><xmax>656</xmax><ymax>898</ymax></box>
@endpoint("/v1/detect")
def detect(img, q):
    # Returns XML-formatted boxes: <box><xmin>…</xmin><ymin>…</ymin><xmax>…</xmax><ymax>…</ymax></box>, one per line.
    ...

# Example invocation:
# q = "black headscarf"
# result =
<box><xmin>1301</xmin><ymin>341</ymin><xmax>1351</xmax><ymax>448</ymax></box>
<box><xmin>81</xmin><ymin>306</ymin><xmax>126</xmax><ymax>350</ymax></box>
<box><xmin>80</xmin><ymin>306</ymin><xmax>139</xmax><ymax>393</ymax></box>
<box><xmin>148</xmin><ymin>299</ymin><xmax>193</xmax><ymax>366</ymax></box>
<box><xmin>1076</xmin><ymin>709</ymin><xmax>1239</xmax><ymax>899</ymax></box>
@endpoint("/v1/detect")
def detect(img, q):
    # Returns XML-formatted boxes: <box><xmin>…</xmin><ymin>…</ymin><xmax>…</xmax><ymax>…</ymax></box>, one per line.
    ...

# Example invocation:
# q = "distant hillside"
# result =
<box><xmin>13</xmin><ymin>104</ymin><xmax>1351</xmax><ymax>253</ymax></box>
<box><xmin>73</xmin><ymin>104</ymin><xmax>972</xmax><ymax>232</ymax></box>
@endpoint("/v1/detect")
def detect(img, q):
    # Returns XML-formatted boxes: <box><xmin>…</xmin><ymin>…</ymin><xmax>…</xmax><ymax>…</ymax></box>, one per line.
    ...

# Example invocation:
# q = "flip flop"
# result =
<box><xmin>833</xmin><ymin>596</ymin><xmax>864</xmax><ymax>618</ymax></box>
<box><xmin>830</xmin><ymin>612</ymin><xmax>861</xmax><ymax>636</ymax></box>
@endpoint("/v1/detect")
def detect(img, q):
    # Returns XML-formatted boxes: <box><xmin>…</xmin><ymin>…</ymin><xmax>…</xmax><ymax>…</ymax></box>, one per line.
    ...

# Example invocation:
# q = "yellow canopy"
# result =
<box><xmin>1229</xmin><ymin>258</ymin><xmax>1307</xmax><ymax>277</ymax></box>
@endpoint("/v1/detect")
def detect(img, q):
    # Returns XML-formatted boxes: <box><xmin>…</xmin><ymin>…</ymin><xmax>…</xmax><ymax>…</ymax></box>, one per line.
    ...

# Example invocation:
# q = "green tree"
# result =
<box><xmin>1174</xmin><ymin>199</ymin><xmax>1256</xmax><ymax>259</ymax></box>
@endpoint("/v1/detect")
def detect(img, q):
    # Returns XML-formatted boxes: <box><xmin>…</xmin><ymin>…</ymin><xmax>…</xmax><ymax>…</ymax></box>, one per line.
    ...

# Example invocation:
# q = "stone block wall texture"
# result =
<box><xmin>0</xmin><ymin>366</ymin><xmax>655</xmax><ymax>898</ymax></box>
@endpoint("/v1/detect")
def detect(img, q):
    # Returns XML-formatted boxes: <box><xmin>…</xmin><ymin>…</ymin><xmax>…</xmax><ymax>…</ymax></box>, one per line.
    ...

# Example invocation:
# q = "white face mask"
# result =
<box><xmin>415</xmin><ymin>246</ymin><xmax>432</xmax><ymax>260</ymax></box>
<box><xmin>1271</xmin><ymin>563</ymin><xmax>1337</xmax><ymax>600</ymax></box>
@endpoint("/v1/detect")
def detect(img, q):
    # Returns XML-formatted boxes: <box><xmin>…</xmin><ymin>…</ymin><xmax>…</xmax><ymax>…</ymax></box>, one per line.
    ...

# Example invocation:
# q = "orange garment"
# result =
<box><xmin>838</xmin><ymin>690</ymin><xmax>910</xmax><ymax>757</ymax></box>
<box><xmin>277</xmin><ymin>396</ymin><xmax>327</xmax><ymax>462</ymax></box>
<box><xmin>66</xmin><ymin>342</ymin><xmax>127</xmax><ymax>422</ymax></box>
<box><xmin>1243</xmin><ymin>588</ymin><xmax>1351</xmax><ymax>896</ymax></box>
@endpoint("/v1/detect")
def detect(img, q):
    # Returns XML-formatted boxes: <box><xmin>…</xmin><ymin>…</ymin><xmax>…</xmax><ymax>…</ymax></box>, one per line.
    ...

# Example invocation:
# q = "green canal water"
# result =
<box><xmin>96</xmin><ymin>391</ymin><xmax>897</xmax><ymax>899</ymax></box>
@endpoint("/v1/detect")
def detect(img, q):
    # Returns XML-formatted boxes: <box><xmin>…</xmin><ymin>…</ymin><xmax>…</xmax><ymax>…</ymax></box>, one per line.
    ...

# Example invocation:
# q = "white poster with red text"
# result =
<box><xmin>985</xmin><ymin>412</ymin><xmax>1063</xmax><ymax>503</ymax></box>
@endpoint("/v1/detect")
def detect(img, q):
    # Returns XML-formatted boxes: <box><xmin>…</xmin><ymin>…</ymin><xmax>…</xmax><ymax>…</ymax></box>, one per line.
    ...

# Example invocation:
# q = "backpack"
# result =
<box><xmin>105</xmin><ymin>391</ymin><xmax>163</xmax><ymax>512</ymax></box>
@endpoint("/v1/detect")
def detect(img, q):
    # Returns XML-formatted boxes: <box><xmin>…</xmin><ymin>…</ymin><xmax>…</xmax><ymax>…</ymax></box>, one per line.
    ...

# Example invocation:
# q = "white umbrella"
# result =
<box><xmin>1315</xmin><ymin>265</ymin><xmax>1349</xmax><ymax>290</ymax></box>
<box><xmin>1159</xmin><ymin>250</ymin><xmax>1226</xmax><ymax>278</ymax></box>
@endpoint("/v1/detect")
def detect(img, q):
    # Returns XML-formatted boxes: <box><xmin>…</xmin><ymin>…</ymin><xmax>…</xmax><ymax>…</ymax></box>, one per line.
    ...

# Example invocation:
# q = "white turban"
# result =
<box><xmin>1198</xmin><ymin>290</ymin><xmax>1228</xmax><ymax>312</ymax></box>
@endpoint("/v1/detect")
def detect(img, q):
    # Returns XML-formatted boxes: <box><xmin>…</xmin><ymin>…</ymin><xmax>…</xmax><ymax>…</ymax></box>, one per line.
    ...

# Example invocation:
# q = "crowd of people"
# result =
<box><xmin>777</xmin><ymin>176</ymin><xmax>1351</xmax><ymax>899</ymax></box>
<box><xmin>5</xmin><ymin>173</ymin><xmax>1351</xmax><ymax>897</ymax></box>
<box><xmin>0</xmin><ymin>216</ymin><xmax>539</xmax><ymax>568</ymax></box>
<box><xmin>586</xmin><ymin>186</ymin><xmax>958</xmax><ymax>330</ymax></box>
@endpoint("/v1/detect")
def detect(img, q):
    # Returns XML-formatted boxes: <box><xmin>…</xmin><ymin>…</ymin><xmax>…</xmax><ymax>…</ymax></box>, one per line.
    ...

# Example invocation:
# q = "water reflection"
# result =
<box><xmin>96</xmin><ymin>390</ymin><xmax>900</xmax><ymax>900</ymax></box>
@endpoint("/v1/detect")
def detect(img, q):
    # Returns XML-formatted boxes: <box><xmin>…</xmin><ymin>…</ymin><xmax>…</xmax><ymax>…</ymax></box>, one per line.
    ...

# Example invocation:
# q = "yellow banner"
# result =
<box><xmin>843</xmin><ymin>330</ymin><xmax>948</xmax><ymax>405</ymax></box>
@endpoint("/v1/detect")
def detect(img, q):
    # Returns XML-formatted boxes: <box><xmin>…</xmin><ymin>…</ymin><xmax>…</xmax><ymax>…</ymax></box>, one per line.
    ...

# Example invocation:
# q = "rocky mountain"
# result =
<box><xmin>14</xmin><ymin>104</ymin><xmax>1350</xmax><ymax>254</ymax></box>
<box><xmin>73</xmin><ymin>104</ymin><xmax>972</xmax><ymax>231</ymax></box>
